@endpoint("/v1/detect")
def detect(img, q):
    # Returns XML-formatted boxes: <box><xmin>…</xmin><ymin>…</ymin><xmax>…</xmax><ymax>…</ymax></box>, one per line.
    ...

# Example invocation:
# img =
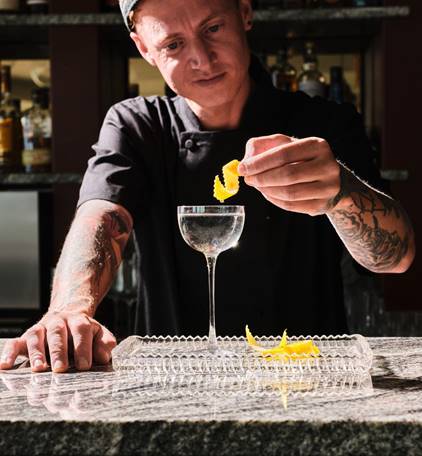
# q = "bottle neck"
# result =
<box><xmin>303</xmin><ymin>61</ymin><xmax>317</xmax><ymax>72</ymax></box>
<box><xmin>0</xmin><ymin>90</ymin><xmax>11</xmax><ymax>105</ymax></box>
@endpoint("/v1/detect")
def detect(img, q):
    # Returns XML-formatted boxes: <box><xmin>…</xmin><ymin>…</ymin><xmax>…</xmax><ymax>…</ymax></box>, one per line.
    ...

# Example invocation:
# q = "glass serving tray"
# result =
<box><xmin>112</xmin><ymin>334</ymin><xmax>373</xmax><ymax>375</ymax></box>
<box><xmin>111</xmin><ymin>371</ymin><xmax>373</xmax><ymax>400</ymax></box>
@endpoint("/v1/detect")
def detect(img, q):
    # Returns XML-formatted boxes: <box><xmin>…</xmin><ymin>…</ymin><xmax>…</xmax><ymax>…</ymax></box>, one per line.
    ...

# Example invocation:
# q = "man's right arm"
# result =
<box><xmin>0</xmin><ymin>199</ymin><xmax>133</xmax><ymax>373</ymax></box>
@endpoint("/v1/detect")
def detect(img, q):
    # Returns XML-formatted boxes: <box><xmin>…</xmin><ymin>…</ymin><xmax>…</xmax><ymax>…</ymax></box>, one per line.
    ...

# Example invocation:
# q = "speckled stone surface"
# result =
<box><xmin>1</xmin><ymin>337</ymin><xmax>422</xmax><ymax>455</ymax></box>
<box><xmin>0</xmin><ymin>173</ymin><xmax>82</xmax><ymax>185</ymax></box>
<box><xmin>0</xmin><ymin>7</ymin><xmax>410</xmax><ymax>27</ymax></box>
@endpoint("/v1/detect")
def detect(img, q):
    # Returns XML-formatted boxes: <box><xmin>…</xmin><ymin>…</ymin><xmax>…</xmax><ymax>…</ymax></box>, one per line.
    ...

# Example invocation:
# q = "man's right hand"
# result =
<box><xmin>0</xmin><ymin>311</ymin><xmax>116</xmax><ymax>373</ymax></box>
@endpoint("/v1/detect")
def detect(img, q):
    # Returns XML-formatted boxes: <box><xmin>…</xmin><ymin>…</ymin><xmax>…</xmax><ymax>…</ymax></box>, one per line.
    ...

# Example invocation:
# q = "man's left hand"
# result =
<box><xmin>237</xmin><ymin>134</ymin><xmax>341</xmax><ymax>216</ymax></box>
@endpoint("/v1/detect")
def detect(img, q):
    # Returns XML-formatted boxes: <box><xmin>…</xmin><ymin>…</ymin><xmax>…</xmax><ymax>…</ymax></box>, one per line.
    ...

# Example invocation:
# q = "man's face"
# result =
<box><xmin>130</xmin><ymin>0</ymin><xmax>253</xmax><ymax>109</ymax></box>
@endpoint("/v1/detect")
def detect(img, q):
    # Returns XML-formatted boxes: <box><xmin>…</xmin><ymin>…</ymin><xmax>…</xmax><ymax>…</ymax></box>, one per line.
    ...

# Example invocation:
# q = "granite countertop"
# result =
<box><xmin>1</xmin><ymin>337</ymin><xmax>422</xmax><ymax>455</ymax></box>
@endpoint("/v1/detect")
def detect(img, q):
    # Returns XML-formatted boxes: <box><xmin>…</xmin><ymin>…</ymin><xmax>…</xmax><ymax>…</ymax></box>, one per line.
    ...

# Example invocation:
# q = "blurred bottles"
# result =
<box><xmin>21</xmin><ymin>87</ymin><xmax>52</xmax><ymax>173</ymax></box>
<box><xmin>328</xmin><ymin>66</ymin><xmax>344</xmax><ymax>103</ymax></box>
<box><xmin>26</xmin><ymin>0</ymin><xmax>48</xmax><ymax>13</ymax></box>
<box><xmin>0</xmin><ymin>65</ymin><xmax>22</xmax><ymax>172</ymax></box>
<box><xmin>271</xmin><ymin>48</ymin><xmax>298</xmax><ymax>92</ymax></box>
<box><xmin>0</xmin><ymin>0</ymin><xmax>20</xmax><ymax>12</ymax></box>
<box><xmin>298</xmin><ymin>42</ymin><xmax>326</xmax><ymax>98</ymax></box>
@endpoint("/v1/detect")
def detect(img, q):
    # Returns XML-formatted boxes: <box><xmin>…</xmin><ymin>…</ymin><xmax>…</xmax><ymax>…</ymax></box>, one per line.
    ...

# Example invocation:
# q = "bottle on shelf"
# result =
<box><xmin>26</xmin><ymin>0</ymin><xmax>48</xmax><ymax>13</ymax></box>
<box><xmin>297</xmin><ymin>42</ymin><xmax>326</xmax><ymax>98</ymax></box>
<box><xmin>21</xmin><ymin>87</ymin><xmax>52</xmax><ymax>174</ymax></box>
<box><xmin>328</xmin><ymin>66</ymin><xmax>344</xmax><ymax>103</ymax></box>
<box><xmin>0</xmin><ymin>65</ymin><xmax>22</xmax><ymax>173</ymax></box>
<box><xmin>271</xmin><ymin>47</ymin><xmax>298</xmax><ymax>92</ymax></box>
<box><xmin>0</xmin><ymin>0</ymin><xmax>20</xmax><ymax>12</ymax></box>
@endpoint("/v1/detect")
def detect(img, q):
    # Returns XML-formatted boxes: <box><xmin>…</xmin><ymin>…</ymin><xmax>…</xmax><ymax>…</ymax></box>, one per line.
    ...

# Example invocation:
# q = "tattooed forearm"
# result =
<box><xmin>50</xmin><ymin>202</ymin><xmax>133</xmax><ymax>314</ymax></box>
<box><xmin>327</xmin><ymin>163</ymin><xmax>415</xmax><ymax>273</ymax></box>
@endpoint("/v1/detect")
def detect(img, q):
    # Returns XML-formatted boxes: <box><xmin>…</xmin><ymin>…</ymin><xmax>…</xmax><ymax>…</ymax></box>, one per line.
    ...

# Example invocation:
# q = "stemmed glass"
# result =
<box><xmin>177</xmin><ymin>205</ymin><xmax>245</xmax><ymax>353</ymax></box>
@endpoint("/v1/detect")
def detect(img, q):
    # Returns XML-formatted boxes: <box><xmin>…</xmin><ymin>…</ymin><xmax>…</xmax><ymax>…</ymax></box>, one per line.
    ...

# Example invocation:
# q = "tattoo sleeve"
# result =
<box><xmin>327</xmin><ymin>162</ymin><xmax>415</xmax><ymax>273</ymax></box>
<box><xmin>50</xmin><ymin>201</ymin><xmax>133</xmax><ymax>315</ymax></box>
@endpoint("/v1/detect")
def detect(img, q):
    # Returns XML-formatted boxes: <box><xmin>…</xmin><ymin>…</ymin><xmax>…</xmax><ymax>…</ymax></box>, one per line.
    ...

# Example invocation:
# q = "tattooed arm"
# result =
<box><xmin>326</xmin><ymin>163</ymin><xmax>415</xmax><ymax>273</ymax></box>
<box><xmin>239</xmin><ymin>134</ymin><xmax>415</xmax><ymax>274</ymax></box>
<box><xmin>51</xmin><ymin>200</ymin><xmax>133</xmax><ymax>314</ymax></box>
<box><xmin>0</xmin><ymin>199</ymin><xmax>133</xmax><ymax>373</ymax></box>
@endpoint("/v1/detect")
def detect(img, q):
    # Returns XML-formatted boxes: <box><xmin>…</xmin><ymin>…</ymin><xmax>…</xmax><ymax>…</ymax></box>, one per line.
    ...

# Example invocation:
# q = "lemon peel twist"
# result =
<box><xmin>245</xmin><ymin>325</ymin><xmax>320</xmax><ymax>361</ymax></box>
<box><xmin>213</xmin><ymin>159</ymin><xmax>241</xmax><ymax>203</ymax></box>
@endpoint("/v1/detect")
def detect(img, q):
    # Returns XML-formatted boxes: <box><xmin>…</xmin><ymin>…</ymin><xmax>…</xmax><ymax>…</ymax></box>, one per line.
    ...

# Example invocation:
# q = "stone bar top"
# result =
<box><xmin>1</xmin><ymin>337</ymin><xmax>422</xmax><ymax>455</ymax></box>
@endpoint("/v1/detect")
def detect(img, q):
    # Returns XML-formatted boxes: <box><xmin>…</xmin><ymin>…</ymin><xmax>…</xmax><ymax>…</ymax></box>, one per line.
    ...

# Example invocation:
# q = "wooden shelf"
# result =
<box><xmin>0</xmin><ymin>7</ymin><xmax>410</xmax><ymax>26</ymax></box>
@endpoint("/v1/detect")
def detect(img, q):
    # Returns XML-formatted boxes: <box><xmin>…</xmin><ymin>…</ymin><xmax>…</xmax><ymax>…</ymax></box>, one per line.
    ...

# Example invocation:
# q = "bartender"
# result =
<box><xmin>0</xmin><ymin>0</ymin><xmax>415</xmax><ymax>373</ymax></box>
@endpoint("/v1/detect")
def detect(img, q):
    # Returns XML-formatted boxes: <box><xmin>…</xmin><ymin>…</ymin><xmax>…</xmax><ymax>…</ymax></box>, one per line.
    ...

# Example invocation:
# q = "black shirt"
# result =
<box><xmin>78</xmin><ymin>56</ymin><xmax>385</xmax><ymax>337</ymax></box>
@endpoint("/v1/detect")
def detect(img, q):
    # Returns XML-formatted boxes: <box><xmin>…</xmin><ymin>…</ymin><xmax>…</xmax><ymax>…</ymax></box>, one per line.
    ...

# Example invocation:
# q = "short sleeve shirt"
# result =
<box><xmin>78</xmin><ymin>56</ymin><xmax>386</xmax><ymax>337</ymax></box>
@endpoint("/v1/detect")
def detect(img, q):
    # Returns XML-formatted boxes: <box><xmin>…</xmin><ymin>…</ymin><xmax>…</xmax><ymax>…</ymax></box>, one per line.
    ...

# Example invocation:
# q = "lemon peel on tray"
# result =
<box><xmin>245</xmin><ymin>325</ymin><xmax>320</xmax><ymax>361</ymax></box>
<box><xmin>213</xmin><ymin>159</ymin><xmax>241</xmax><ymax>203</ymax></box>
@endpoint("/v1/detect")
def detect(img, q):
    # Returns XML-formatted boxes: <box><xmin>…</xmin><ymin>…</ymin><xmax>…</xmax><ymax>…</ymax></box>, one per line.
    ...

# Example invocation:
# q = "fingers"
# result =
<box><xmin>241</xmin><ymin>136</ymin><xmax>328</xmax><ymax>176</ymax></box>
<box><xmin>67</xmin><ymin>314</ymin><xmax>94</xmax><ymax>371</ymax></box>
<box><xmin>245</xmin><ymin>159</ymin><xmax>326</xmax><ymax>188</ymax></box>
<box><xmin>0</xmin><ymin>338</ymin><xmax>26</xmax><ymax>370</ymax></box>
<box><xmin>25</xmin><ymin>324</ymin><xmax>48</xmax><ymax>372</ymax></box>
<box><xmin>92</xmin><ymin>323</ymin><xmax>117</xmax><ymax>365</ymax></box>
<box><xmin>46</xmin><ymin>318</ymin><xmax>69</xmax><ymax>373</ymax></box>
<box><xmin>244</xmin><ymin>134</ymin><xmax>294</xmax><ymax>161</ymax></box>
<box><xmin>259</xmin><ymin>181</ymin><xmax>339</xmax><ymax>202</ymax></box>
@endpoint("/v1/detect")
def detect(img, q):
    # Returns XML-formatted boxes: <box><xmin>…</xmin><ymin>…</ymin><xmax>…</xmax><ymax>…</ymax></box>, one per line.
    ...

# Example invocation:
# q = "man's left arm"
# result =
<box><xmin>238</xmin><ymin>134</ymin><xmax>415</xmax><ymax>274</ymax></box>
<box><xmin>325</xmin><ymin>162</ymin><xmax>415</xmax><ymax>273</ymax></box>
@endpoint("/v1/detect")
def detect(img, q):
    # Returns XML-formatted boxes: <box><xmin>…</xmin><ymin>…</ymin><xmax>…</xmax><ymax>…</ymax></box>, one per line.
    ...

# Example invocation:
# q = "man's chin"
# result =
<box><xmin>186</xmin><ymin>90</ymin><xmax>236</xmax><ymax>110</ymax></box>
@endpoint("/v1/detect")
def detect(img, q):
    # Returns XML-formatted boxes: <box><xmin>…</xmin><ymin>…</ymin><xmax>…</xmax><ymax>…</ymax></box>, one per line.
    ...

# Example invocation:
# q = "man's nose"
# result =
<box><xmin>189</xmin><ymin>38</ymin><xmax>215</xmax><ymax>72</ymax></box>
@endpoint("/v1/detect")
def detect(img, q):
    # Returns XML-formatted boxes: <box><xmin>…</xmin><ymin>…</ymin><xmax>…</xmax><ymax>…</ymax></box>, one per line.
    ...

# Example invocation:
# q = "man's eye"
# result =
<box><xmin>208</xmin><ymin>24</ymin><xmax>221</xmax><ymax>33</ymax></box>
<box><xmin>167</xmin><ymin>41</ymin><xmax>179</xmax><ymax>51</ymax></box>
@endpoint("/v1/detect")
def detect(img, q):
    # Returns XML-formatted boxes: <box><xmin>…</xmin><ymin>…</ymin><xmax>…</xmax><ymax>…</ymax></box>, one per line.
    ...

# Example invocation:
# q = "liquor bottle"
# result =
<box><xmin>21</xmin><ymin>87</ymin><xmax>52</xmax><ymax>173</ymax></box>
<box><xmin>328</xmin><ymin>66</ymin><xmax>344</xmax><ymax>103</ymax></box>
<box><xmin>297</xmin><ymin>42</ymin><xmax>326</xmax><ymax>98</ymax></box>
<box><xmin>271</xmin><ymin>48</ymin><xmax>298</xmax><ymax>92</ymax></box>
<box><xmin>0</xmin><ymin>0</ymin><xmax>20</xmax><ymax>12</ymax></box>
<box><xmin>26</xmin><ymin>0</ymin><xmax>49</xmax><ymax>14</ymax></box>
<box><xmin>0</xmin><ymin>65</ymin><xmax>22</xmax><ymax>172</ymax></box>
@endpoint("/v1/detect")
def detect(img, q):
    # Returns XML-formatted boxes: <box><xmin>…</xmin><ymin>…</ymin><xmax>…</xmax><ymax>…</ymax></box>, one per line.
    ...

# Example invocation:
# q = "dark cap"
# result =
<box><xmin>119</xmin><ymin>0</ymin><xmax>141</xmax><ymax>31</ymax></box>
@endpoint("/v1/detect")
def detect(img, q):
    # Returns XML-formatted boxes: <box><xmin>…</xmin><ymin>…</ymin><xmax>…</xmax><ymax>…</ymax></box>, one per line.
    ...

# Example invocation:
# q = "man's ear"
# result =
<box><xmin>130</xmin><ymin>32</ymin><xmax>157</xmax><ymax>66</ymax></box>
<box><xmin>239</xmin><ymin>0</ymin><xmax>253</xmax><ymax>32</ymax></box>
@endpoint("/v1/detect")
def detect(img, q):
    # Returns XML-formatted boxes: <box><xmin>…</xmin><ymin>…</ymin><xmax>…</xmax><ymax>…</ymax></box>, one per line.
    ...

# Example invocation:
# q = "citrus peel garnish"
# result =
<box><xmin>245</xmin><ymin>325</ymin><xmax>320</xmax><ymax>361</ymax></box>
<box><xmin>213</xmin><ymin>159</ymin><xmax>241</xmax><ymax>203</ymax></box>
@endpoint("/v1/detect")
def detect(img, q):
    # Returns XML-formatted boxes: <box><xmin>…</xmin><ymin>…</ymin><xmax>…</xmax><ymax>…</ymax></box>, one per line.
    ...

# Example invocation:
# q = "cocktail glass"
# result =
<box><xmin>177</xmin><ymin>205</ymin><xmax>245</xmax><ymax>353</ymax></box>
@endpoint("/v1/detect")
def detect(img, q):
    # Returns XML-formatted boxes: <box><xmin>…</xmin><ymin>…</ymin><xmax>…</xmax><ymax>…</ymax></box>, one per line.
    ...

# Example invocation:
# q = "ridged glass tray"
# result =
<box><xmin>111</xmin><ymin>371</ymin><xmax>373</xmax><ymax>400</ymax></box>
<box><xmin>112</xmin><ymin>334</ymin><xmax>373</xmax><ymax>375</ymax></box>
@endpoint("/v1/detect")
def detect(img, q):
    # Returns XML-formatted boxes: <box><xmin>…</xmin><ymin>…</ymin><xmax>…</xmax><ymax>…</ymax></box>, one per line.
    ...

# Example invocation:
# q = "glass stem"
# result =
<box><xmin>205</xmin><ymin>254</ymin><xmax>218</xmax><ymax>350</ymax></box>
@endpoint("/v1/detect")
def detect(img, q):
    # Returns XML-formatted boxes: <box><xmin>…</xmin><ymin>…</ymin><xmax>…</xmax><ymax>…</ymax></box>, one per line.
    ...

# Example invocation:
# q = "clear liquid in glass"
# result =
<box><xmin>177</xmin><ymin>205</ymin><xmax>245</xmax><ymax>355</ymax></box>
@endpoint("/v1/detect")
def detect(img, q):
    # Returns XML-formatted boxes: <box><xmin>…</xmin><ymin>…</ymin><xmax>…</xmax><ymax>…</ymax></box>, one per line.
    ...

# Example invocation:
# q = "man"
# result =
<box><xmin>0</xmin><ymin>0</ymin><xmax>415</xmax><ymax>373</ymax></box>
